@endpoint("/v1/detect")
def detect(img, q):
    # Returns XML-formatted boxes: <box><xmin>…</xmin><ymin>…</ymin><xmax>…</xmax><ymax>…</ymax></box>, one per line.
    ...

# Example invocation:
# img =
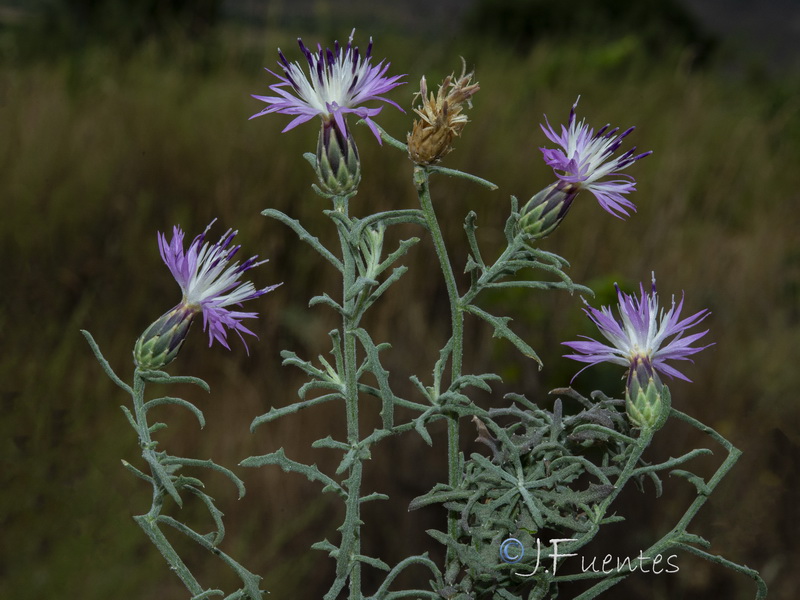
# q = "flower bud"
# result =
<box><xmin>358</xmin><ymin>223</ymin><xmax>386</xmax><ymax>280</ymax></box>
<box><xmin>625</xmin><ymin>358</ymin><xmax>671</xmax><ymax>431</ymax></box>
<box><xmin>133</xmin><ymin>303</ymin><xmax>197</xmax><ymax>370</ymax></box>
<box><xmin>517</xmin><ymin>181</ymin><xmax>579</xmax><ymax>240</ymax></box>
<box><xmin>315</xmin><ymin>119</ymin><xmax>361</xmax><ymax>195</ymax></box>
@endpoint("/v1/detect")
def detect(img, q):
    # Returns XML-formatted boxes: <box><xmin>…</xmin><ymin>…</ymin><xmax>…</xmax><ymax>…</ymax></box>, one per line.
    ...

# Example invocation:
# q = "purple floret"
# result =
<box><xmin>158</xmin><ymin>220</ymin><xmax>281</xmax><ymax>351</ymax></box>
<box><xmin>540</xmin><ymin>97</ymin><xmax>651</xmax><ymax>218</ymax></box>
<box><xmin>564</xmin><ymin>274</ymin><xmax>711</xmax><ymax>382</ymax></box>
<box><xmin>250</xmin><ymin>30</ymin><xmax>405</xmax><ymax>143</ymax></box>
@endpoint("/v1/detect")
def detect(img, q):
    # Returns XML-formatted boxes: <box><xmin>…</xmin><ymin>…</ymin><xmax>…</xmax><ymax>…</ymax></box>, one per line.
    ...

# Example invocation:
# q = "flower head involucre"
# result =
<box><xmin>250</xmin><ymin>30</ymin><xmax>405</xmax><ymax>143</ymax></box>
<box><xmin>159</xmin><ymin>220</ymin><xmax>282</xmax><ymax>351</ymax></box>
<box><xmin>563</xmin><ymin>274</ymin><xmax>711</xmax><ymax>382</ymax></box>
<box><xmin>540</xmin><ymin>97</ymin><xmax>651</xmax><ymax>218</ymax></box>
<box><xmin>407</xmin><ymin>60</ymin><xmax>480</xmax><ymax>165</ymax></box>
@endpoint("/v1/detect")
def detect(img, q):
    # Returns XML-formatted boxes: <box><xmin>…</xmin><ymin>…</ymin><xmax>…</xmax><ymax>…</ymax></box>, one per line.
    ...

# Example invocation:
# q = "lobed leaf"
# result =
<box><xmin>464</xmin><ymin>305</ymin><xmax>542</xmax><ymax>366</ymax></box>
<box><xmin>249</xmin><ymin>393</ymin><xmax>342</xmax><ymax>430</ymax></box>
<box><xmin>262</xmin><ymin>208</ymin><xmax>342</xmax><ymax>272</ymax></box>
<box><xmin>239</xmin><ymin>449</ymin><xmax>345</xmax><ymax>498</ymax></box>
<box><xmin>162</xmin><ymin>457</ymin><xmax>246</xmax><ymax>499</ymax></box>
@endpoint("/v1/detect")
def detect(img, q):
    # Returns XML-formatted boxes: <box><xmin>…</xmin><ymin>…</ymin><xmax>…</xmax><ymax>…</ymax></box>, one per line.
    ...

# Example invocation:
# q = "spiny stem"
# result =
<box><xmin>414</xmin><ymin>165</ymin><xmax>464</xmax><ymax>561</ymax></box>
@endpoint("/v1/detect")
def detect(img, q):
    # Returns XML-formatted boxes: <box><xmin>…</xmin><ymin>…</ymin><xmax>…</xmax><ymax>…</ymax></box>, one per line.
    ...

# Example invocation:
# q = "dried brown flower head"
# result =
<box><xmin>407</xmin><ymin>60</ymin><xmax>479</xmax><ymax>165</ymax></box>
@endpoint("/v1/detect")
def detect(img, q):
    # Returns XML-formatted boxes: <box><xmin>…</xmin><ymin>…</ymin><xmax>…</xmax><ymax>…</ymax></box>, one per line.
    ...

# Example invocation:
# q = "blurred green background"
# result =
<box><xmin>2</xmin><ymin>0</ymin><xmax>799</xmax><ymax>598</ymax></box>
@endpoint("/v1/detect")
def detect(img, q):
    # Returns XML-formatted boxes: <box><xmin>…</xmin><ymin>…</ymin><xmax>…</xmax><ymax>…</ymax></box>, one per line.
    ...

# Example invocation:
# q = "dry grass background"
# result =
<box><xmin>2</xmin><ymin>21</ymin><xmax>799</xmax><ymax>600</ymax></box>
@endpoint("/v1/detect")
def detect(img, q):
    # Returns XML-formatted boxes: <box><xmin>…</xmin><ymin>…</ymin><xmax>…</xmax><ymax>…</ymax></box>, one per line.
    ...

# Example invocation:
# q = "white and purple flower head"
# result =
<box><xmin>563</xmin><ymin>274</ymin><xmax>712</xmax><ymax>383</ymax></box>
<box><xmin>540</xmin><ymin>97</ymin><xmax>652</xmax><ymax>218</ymax></box>
<box><xmin>250</xmin><ymin>30</ymin><xmax>405</xmax><ymax>142</ymax></box>
<box><xmin>158</xmin><ymin>220</ymin><xmax>281</xmax><ymax>351</ymax></box>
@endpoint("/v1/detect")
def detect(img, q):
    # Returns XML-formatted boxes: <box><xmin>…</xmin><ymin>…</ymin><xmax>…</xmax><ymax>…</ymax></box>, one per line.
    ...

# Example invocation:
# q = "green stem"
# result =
<box><xmin>130</xmin><ymin>371</ymin><xmax>204</xmax><ymax>595</ymax></box>
<box><xmin>562</xmin><ymin>427</ymin><xmax>655</xmax><ymax>557</ymax></box>
<box><xmin>598</xmin><ymin>427</ymin><xmax>654</xmax><ymax>514</ymax></box>
<box><xmin>369</xmin><ymin>554</ymin><xmax>443</xmax><ymax>600</ymax></box>
<box><xmin>333</xmin><ymin>195</ymin><xmax>363</xmax><ymax>600</ymax></box>
<box><xmin>132</xmin><ymin>372</ymin><xmax>153</xmax><ymax>447</ymax></box>
<box><xmin>569</xmin><ymin>413</ymin><xmax>767</xmax><ymax>600</ymax></box>
<box><xmin>133</xmin><ymin>513</ymin><xmax>204</xmax><ymax>595</ymax></box>
<box><xmin>461</xmin><ymin>237</ymin><xmax>520</xmax><ymax>306</ymax></box>
<box><xmin>414</xmin><ymin>166</ymin><xmax>463</xmax><ymax>560</ymax></box>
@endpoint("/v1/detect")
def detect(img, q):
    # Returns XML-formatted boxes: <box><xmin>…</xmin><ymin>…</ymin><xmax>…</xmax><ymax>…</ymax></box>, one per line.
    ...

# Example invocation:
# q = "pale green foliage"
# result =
<box><xmin>77</xmin><ymin>38</ymin><xmax>774</xmax><ymax>600</ymax></box>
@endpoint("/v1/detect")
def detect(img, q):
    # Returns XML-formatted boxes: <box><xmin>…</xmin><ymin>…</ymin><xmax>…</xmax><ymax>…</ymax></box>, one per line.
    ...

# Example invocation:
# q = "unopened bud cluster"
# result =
<box><xmin>407</xmin><ymin>61</ymin><xmax>479</xmax><ymax>165</ymax></box>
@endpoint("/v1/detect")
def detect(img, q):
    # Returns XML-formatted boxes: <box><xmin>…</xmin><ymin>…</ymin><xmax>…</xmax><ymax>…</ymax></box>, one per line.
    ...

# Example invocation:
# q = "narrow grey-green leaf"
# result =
<box><xmin>309</xmin><ymin>293</ymin><xmax>347</xmax><ymax>315</ymax></box>
<box><xmin>263</xmin><ymin>208</ymin><xmax>342</xmax><ymax>272</ymax></box>
<box><xmin>185</xmin><ymin>485</ymin><xmax>226</xmax><ymax>546</ymax></box>
<box><xmin>144</xmin><ymin>396</ymin><xmax>206</xmax><ymax>428</ymax></box>
<box><xmin>355</xmin><ymin>554</ymin><xmax>390</xmax><ymax>571</ymax></box>
<box><xmin>81</xmin><ymin>330</ymin><xmax>132</xmax><ymax>394</ymax></box>
<box><xmin>353</xmin><ymin>328</ymin><xmax>396</xmax><ymax>429</ymax></box>
<box><xmin>163</xmin><ymin>457</ymin><xmax>246</xmax><ymax>499</ymax></box>
<box><xmin>464</xmin><ymin>305</ymin><xmax>542</xmax><ymax>366</ymax></box>
<box><xmin>139</xmin><ymin>370</ymin><xmax>210</xmax><ymax>392</ymax></box>
<box><xmin>249</xmin><ymin>393</ymin><xmax>342</xmax><ymax>430</ymax></box>
<box><xmin>240</xmin><ymin>449</ymin><xmax>344</xmax><ymax>497</ymax></box>
<box><xmin>143</xmin><ymin>450</ymin><xmax>182</xmax><ymax>507</ymax></box>
<box><xmin>121</xmin><ymin>459</ymin><xmax>154</xmax><ymax>484</ymax></box>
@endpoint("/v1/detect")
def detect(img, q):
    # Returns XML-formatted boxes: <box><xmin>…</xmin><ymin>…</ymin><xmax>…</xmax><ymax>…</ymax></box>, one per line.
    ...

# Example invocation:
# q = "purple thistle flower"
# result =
<box><xmin>158</xmin><ymin>220</ymin><xmax>281</xmax><ymax>351</ymax></box>
<box><xmin>250</xmin><ymin>30</ymin><xmax>405</xmax><ymax>143</ymax></box>
<box><xmin>563</xmin><ymin>274</ymin><xmax>712</xmax><ymax>382</ymax></box>
<box><xmin>540</xmin><ymin>97</ymin><xmax>652</xmax><ymax>218</ymax></box>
